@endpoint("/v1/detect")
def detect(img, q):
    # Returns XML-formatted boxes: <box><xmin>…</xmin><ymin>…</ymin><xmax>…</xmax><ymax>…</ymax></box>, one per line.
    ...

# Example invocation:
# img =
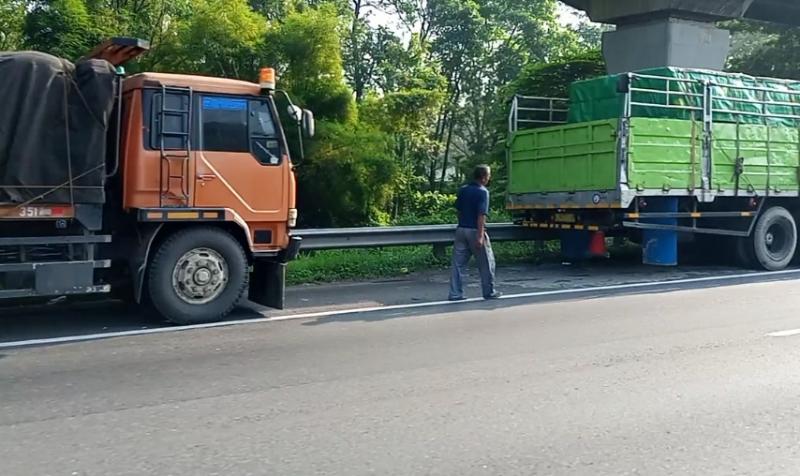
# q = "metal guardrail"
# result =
<box><xmin>294</xmin><ymin>223</ymin><xmax>543</xmax><ymax>251</ymax></box>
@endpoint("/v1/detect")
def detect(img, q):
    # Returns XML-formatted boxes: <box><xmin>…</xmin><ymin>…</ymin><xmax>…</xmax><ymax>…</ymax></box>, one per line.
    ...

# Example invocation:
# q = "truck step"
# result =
<box><xmin>0</xmin><ymin>285</ymin><xmax>110</xmax><ymax>300</ymax></box>
<box><xmin>0</xmin><ymin>235</ymin><xmax>111</xmax><ymax>246</ymax></box>
<box><xmin>0</xmin><ymin>259</ymin><xmax>111</xmax><ymax>272</ymax></box>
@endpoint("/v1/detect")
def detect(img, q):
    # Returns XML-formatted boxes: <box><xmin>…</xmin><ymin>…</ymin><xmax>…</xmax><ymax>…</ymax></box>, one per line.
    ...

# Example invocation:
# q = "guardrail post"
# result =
<box><xmin>433</xmin><ymin>243</ymin><xmax>447</xmax><ymax>260</ymax></box>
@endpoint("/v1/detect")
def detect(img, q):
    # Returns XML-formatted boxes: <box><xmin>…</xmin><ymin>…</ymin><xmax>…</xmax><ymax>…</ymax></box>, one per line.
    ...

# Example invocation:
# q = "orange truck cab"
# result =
<box><xmin>0</xmin><ymin>38</ymin><xmax>313</xmax><ymax>323</ymax></box>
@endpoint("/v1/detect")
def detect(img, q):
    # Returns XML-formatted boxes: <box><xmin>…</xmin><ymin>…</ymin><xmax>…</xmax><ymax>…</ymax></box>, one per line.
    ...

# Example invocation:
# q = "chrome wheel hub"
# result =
<box><xmin>172</xmin><ymin>248</ymin><xmax>228</xmax><ymax>304</ymax></box>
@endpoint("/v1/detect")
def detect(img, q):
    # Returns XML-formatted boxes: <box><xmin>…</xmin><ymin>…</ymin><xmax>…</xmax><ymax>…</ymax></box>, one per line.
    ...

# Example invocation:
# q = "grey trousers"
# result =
<box><xmin>448</xmin><ymin>227</ymin><xmax>496</xmax><ymax>299</ymax></box>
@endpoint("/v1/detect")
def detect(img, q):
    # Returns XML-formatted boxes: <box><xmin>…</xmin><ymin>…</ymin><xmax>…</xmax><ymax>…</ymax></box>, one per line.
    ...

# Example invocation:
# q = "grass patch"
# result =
<box><xmin>287</xmin><ymin>241</ymin><xmax>560</xmax><ymax>285</ymax></box>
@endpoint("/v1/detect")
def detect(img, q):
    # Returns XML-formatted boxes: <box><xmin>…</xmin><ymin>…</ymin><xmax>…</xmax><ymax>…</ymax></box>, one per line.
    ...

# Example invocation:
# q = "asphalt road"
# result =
<box><xmin>0</xmin><ymin>260</ymin><xmax>765</xmax><ymax>344</ymax></box>
<box><xmin>4</xmin><ymin>278</ymin><xmax>800</xmax><ymax>475</ymax></box>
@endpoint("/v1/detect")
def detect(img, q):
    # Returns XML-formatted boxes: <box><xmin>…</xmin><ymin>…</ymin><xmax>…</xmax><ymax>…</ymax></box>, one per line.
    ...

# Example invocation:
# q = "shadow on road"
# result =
<box><xmin>0</xmin><ymin>300</ymin><xmax>264</xmax><ymax>344</ymax></box>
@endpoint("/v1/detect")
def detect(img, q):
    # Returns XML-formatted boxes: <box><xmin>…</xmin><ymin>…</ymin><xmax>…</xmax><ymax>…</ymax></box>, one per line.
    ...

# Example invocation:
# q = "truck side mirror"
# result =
<box><xmin>287</xmin><ymin>105</ymin><xmax>302</xmax><ymax>123</ymax></box>
<box><xmin>302</xmin><ymin>109</ymin><xmax>315</xmax><ymax>139</ymax></box>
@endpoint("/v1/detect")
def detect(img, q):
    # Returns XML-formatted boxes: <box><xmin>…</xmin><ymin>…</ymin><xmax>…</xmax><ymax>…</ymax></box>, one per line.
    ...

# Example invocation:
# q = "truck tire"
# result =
<box><xmin>742</xmin><ymin>206</ymin><xmax>797</xmax><ymax>271</ymax></box>
<box><xmin>147</xmin><ymin>227</ymin><xmax>248</xmax><ymax>324</ymax></box>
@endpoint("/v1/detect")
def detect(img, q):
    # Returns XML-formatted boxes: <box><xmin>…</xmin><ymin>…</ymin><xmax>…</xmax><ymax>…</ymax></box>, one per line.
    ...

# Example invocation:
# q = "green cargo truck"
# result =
<box><xmin>506</xmin><ymin>68</ymin><xmax>800</xmax><ymax>270</ymax></box>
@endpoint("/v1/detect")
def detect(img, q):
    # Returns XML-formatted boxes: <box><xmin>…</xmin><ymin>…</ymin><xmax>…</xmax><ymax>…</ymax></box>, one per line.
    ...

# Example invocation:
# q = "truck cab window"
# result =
<box><xmin>249</xmin><ymin>100</ymin><xmax>281</xmax><ymax>165</ymax></box>
<box><xmin>201</xmin><ymin>96</ymin><xmax>249</xmax><ymax>152</ymax></box>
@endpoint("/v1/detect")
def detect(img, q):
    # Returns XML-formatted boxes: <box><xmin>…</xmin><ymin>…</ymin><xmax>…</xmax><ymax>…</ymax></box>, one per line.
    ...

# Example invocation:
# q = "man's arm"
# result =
<box><xmin>477</xmin><ymin>214</ymin><xmax>486</xmax><ymax>247</ymax></box>
<box><xmin>476</xmin><ymin>188</ymin><xmax>489</xmax><ymax>247</ymax></box>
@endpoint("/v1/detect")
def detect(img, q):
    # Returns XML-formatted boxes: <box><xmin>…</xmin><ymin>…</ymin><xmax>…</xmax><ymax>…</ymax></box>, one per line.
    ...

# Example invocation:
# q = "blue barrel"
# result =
<box><xmin>560</xmin><ymin>231</ymin><xmax>591</xmax><ymax>261</ymax></box>
<box><xmin>642</xmin><ymin>197</ymin><xmax>678</xmax><ymax>266</ymax></box>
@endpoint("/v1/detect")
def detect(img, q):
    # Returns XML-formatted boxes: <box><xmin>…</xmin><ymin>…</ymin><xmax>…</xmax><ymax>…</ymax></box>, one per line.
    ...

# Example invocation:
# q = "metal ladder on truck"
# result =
<box><xmin>158</xmin><ymin>85</ymin><xmax>193</xmax><ymax>208</ymax></box>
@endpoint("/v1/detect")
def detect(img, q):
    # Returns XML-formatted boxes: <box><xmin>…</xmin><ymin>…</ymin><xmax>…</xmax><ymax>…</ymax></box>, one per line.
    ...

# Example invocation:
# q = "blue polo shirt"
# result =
<box><xmin>455</xmin><ymin>182</ymin><xmax>489</xmax><ymax>229</ymax></box>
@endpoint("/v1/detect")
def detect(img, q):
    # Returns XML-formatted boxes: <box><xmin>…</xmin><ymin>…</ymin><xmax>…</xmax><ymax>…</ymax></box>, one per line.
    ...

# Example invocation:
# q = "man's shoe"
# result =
<box><xmin>448</xmin><ymin>296</ymin><xmax>467</xmax><ymax>302</ymax></box>
<box><xmin>484</xmin><ymin>291</ymin><xmax>503</xmax><ymax>300</ymax></box>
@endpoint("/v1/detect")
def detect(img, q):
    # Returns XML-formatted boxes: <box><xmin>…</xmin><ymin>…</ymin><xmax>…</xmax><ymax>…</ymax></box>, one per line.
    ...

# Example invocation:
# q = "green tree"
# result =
<box><xmin>265</xmin><ymin>5</ymin><xmax>355</xmax><ymax>122</ymax></box>
<box><xmin>0</xmin><ymin>0</ymin><xmax>26</xmax><ymax>51</ymax></box>
<box><xmin>298</xmin><ymin>121</ymin><xmax>398</xmax><ymax>226</ymax></box>
<box><xmin>728</xmin><ymin>23</ymin><xmax>800</xmax><ymax>80</ymax></box>
<box><xmin>504</xmin><ymin>48</ymin><xmax>605</xmax><ymax>99</ymax></box>
<box><xmin>362</xmin><ymin>85</ymin><xmax>445</xmax><ymax>216</ymax></box>
<box><xmin>175</xmin><ymin>0</ymin><xmax>267</xmax><ymax>79</ymax></box>
<box><xmin>422</xmin><ymin>0</ymin><xmax>580</xmax><ymax>188</ymax></box>
<box><xmin>24</xmin><ymin>0</ymin><xmax>101</xmax><ymax>59</ymax></box>
<box><xmin>248</xmin><ymin>0</ymin><xmax>291</xmax><ymax>21</ymax></box>
<box><xmin>76</xmin><ymin>0</ymin><xmax>196</xmax><ymax>73</ymax></box>
<box><xmin>345</xmin><ymin>21</ymin><xmax>403</xmax><ymax>102</ymax></box>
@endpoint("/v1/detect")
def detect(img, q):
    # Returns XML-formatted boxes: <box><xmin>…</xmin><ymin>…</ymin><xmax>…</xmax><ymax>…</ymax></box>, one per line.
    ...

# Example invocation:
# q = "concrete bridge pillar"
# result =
<box><xmin>602</xmin><ymin>18</ymin><xmax>730</xmax><ymax>73</ymax></box>
<box><xmin>560</xmin><ymin>0</ymin><xmax>800</xmax><ymax>73</ymax></box>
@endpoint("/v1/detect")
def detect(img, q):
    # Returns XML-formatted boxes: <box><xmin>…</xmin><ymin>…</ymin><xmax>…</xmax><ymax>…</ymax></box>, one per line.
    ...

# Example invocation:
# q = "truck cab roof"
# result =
<box><xmin>123</xmin><ymin>72</ymin><xmax>261</xmax><ymax>96</ymax></box>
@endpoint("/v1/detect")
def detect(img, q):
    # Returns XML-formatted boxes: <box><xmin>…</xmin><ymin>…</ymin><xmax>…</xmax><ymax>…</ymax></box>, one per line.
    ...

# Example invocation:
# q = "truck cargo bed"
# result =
<box><xmin>507</xmin><ymin>69</ymin><xmax>800</xmax><ymax>210</ymax></box>
<box><xmin>507</xmin><ymin>117</ymin><xmax>800</xmax><ymax>209</ymax></box>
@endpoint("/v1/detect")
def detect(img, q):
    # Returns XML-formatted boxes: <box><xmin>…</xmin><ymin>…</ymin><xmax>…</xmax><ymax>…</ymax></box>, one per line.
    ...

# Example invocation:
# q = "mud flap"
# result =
<box><xmin>249</xmin><ymin>260</ymin><xmax>286</xmax><ymax>310</ymax></box>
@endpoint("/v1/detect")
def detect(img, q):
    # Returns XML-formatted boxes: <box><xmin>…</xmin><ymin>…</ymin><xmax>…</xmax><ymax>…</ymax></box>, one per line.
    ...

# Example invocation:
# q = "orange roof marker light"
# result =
<box><xmin>259</xmin><ymin>67</ymin><xmax>276</xmax><ymax>91</ymax></box>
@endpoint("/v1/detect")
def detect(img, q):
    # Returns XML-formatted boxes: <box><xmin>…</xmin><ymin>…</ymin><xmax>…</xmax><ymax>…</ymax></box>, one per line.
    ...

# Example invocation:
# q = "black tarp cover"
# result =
<box><xmin>0</xmin><ymin>51</ymin><xmax>117</xmax><ymax>204</ymax></box>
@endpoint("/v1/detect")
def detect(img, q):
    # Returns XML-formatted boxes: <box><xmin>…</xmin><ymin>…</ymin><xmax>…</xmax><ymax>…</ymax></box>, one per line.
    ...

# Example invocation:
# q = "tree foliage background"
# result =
<box><xmin>1</xmin><ymin>1</ymin><xmax>795</xmax><ymax>226</ymax></box>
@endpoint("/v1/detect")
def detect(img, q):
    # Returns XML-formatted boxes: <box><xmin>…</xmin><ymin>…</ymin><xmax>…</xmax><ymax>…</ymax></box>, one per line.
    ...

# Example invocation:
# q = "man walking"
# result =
<box><xmin>449</xmin><ymin>165</ymin><xmax>501</xmax><ymax>301</ymax></box>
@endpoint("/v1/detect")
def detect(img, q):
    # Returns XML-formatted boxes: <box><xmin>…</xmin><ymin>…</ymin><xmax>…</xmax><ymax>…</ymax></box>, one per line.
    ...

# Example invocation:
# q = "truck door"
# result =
<box><xmin>193</xmin><ymin>95</ymin><xmax>287</xmax><ymax>222</ymax></box>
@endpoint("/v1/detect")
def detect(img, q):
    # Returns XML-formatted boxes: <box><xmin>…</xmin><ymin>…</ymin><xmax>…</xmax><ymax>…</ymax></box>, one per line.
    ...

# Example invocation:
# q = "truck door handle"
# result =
<box><xmin>197</xmin><ymin>174</ymin><xmax>217</xmax><ymax>181</ymax></box>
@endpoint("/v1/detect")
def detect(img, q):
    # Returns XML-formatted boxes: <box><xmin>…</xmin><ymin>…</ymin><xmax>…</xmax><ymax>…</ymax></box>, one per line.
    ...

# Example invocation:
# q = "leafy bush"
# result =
<box><xmin>394</xmin><ymin>191</ymin><xmax>456</xmax><ymax>225</ymax></box>
<box><xmin>297</xmin><ymin>121</ymin><xmax>398</xmax><ymax>227</ymax></box>
<box><xmin>503</xmin><ymin>49</ymin><xmax>606</xmax><ymax>100</ymax></box>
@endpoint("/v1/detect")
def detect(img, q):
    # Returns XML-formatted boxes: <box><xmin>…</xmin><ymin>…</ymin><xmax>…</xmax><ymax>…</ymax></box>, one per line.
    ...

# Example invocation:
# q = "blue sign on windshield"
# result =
<box><xmin>202</xmin><ymin>97</ymin><xmax>247</xmax><ymax>111</ymax></box>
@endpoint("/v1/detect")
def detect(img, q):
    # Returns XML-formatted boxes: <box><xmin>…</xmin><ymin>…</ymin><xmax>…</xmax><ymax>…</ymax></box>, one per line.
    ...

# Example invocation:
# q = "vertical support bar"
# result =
<box><xmin>665</xmin><ymin>78</ymin><xmax>670</xmax><ymax>108</ymax></box>
<box><xmin>624</xmin><ymin>73</ymin><xmax>633</xmax><ymax>118</ymax></box>
<box><xmin>690</xmin><ymin>113</ymin><xmax>697</xmax><ymax>192</ymax></box>
<box><xmin>766</xmin><ymin>125</ymin><xmax>771</xmax><ymax>196</ymax></box>
<box><xmin>701</xmin><ymin>80</ymin><xmax>713</xmax><ymax>193</ymax></box>
<box><xmin>158</xmin><ymin>86</ymin><xmax>166</xmax><ymax>207</ymax></box>
<box><xmin>734</xmin><ymin>119</ymin><xmax>741</xmax><ymax>197</ymax></box>
<box><xmin>642</xmin><ymin>197</ymin><xmax>679</xmax><ymax>266</ymax></box>
<box><xmin>508</xmin><ymin>96</ymin><xmax>515</xmax><ymax>135</ymax></box>
<box><xmin>183</xmin><ymin>88</ymin><xmax>193</xmax><ymax>203</ymax></box>
<box><xmin>617</xmin><ymin>73</ymin><xmax>633</xmax><ymax>187</ymax></box>
<box><xmin>107</xmin><ymin>73</ymin><xmax>124</xmax><ymax>178</ymax></box>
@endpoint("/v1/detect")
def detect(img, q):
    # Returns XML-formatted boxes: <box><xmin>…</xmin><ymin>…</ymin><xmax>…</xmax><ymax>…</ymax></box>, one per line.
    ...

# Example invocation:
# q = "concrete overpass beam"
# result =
<box><xmin>561</xmin><ymin>0</ymin><xmax>757</xmax><ymax>24</ymax></box>
<box><xmin>602</xmin><ymin>17</ymin><xmax>731</xmax><ymax>74</ymax></box>
<box><xmin>557</xmin><ymin>0</ymin><xmax>800</xmax><ymax>72</ymax></box>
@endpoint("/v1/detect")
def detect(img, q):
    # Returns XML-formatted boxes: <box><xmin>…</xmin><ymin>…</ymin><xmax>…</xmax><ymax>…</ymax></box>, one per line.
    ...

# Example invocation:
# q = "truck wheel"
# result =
<box><xmin>148</xmin><ymin>227</ymin><xmax>248</xmax><ymax>324</ymax></box>
<box><xmin>744</xmin><ymin>206</ymin><xmax>797</xmax><ymax>271</ymax></box>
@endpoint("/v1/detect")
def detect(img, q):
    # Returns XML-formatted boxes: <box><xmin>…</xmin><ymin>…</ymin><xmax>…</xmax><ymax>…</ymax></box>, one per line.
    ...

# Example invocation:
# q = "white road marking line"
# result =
<box><xmin>766</xmin><ymin>329</ymin><xmax>800</xmax><ymax>338</ymax></box>
<box><xmin>3</xmin><ymin>268</ymin><xmax>800</xmax><ymax>349</ymax></box>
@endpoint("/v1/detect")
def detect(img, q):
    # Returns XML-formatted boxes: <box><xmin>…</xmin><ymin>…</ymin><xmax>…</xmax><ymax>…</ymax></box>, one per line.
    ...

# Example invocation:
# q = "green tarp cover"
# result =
<box><xmin>568</xmin><ymin>67</ymin><xmax>800</xmax><ymax>127</ymax></box>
